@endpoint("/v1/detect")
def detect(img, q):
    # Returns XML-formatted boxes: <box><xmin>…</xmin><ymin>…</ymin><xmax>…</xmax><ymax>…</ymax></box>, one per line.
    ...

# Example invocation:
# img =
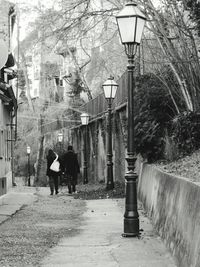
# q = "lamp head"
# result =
<box><xmin>27</xmin><ymin>146</ymin><xmax>31</xmax><ymax>154</ymax></box>
<box><xmin>116</xmin><ymin>1</ymin><xmax>146</xmax><ymax>57</ymax></box>
<box><xmin>80</xmin><ymin>113</ymin><xmax>90</xmax><ymax>125</ymax></box>
<box><xmin>102</xmin><ymin>76</ymin><xmax>118</xmax><ymax>100</ymax></box>
<box><xmin>58</xmin><ymin>132</ymin><xmax>63</xmax><ymax>142</ymax></box>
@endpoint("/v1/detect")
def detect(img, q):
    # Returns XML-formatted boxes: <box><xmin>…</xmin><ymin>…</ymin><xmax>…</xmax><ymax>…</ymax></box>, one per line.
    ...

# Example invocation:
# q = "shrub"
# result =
<box><xmin>170</xmin><ymin>111</ymin><xmax>200</xmax><ymax>156</ymax></box>
<box><xmin>134</xmin><ymin>73</ymin><xmax>177</xmax><ymax>162</ymax></box>
<box><xmin>164</xmin><ymin>132</ymin><xmax>179</xmax><ymax>161</ymax></box>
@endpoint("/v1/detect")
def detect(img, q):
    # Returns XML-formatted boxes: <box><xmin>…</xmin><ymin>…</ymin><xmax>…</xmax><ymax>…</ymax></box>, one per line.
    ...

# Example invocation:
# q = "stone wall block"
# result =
<box><xmin>138</xmin><ymin>163</ymin><xmax>200</xmax><ymax>267</ymax></box>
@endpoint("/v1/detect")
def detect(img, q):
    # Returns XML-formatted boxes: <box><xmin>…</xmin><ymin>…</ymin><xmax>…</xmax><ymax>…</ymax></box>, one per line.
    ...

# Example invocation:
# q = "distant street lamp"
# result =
<box><xmin>27</xmin><ymin>145</ymin><xmax>31</xmax><ymax>187</ymax></box>
<box><xmin>116</xmin><ymin>1</ymin><xmax>146</xmax><ymax>237</ymax></box>
<box><xmin>58</xmin><ymin>132</ymin><xmax>63</xmax><ymax>154</ymax></box>
<box><xmin>58</xmin><ymin>132</ymin><xmax>63</xmax><ymax>143</ymax></box>
<box><xmin>80</xmin><ymin>113</ymin><xmax>90</xmax><ymax>184</ymax></box>
<box><xmin>102</xmin><ymin>77</ymin><xmax>118</xmax><ymax>190</ymax></box>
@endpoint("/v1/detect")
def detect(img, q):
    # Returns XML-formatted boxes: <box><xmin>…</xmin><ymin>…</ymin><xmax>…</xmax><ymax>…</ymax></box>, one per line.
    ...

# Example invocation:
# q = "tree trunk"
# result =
<box><xmin>34</xmin><ymin>114</ymin><xmax>45</xmax><ymax>185</ymax></box>
<box><xmin>65</xmin><ymin>45</ymin><xmax>93</xmax><ymax>101</ymax></box>
<box><xmin>20</xmin><ymin>50</ymin><xmax>35</xmax><ymax>112</ymax></box>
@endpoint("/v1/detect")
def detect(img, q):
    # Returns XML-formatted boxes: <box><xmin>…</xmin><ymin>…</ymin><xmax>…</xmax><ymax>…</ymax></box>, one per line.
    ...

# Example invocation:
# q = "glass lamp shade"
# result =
<box><xmin>81</xmin><ymin>113</ymin><xmax>90</xmax><ymax>125</ymax></box>
<box><xmin>27</xmin><ymin>146</ymin><xmax>31</xmax><ymax>154</ymax></box>
<box><xmin>58</xmin><ymin>132</ymin><xmax>63</xmax><ymax>142</ymax></box>
<box><xmin>102</xmin><ymin>77</ymin><xmax>118</xmax><ymax>99</ymax></box>
<box><xmin>116</xmin><ymin>2</ymin><xmax>146</xmax><ymax>45</ymax></box>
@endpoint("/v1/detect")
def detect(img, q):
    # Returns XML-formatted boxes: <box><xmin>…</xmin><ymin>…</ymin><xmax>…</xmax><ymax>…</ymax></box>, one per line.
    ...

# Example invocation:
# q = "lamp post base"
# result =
<box><xmin>83</xmin><ymin>167</ymin><xmax>88</xmax><ymax>184</ymax></box>
<box><xmin>123</xmin><ymin>170</ymin><xmax>139</xmax><ymax>237</ymax></box>
<box><xmin>122</xmin><ymin>233</ymin><xmax>138</xmax><ymax>238</ymax></box>
<box><xmin>106</xmin><ymin>163</ymin><xmax>114</xmax><ymax>190</ymax></box>
<box><xmin>123</xmin><ymin>217</ymin><xmax>139</xmax><ymax>237</ymax></box>
<box><xmin>106</xmin><ymin>181</ymin><xmax>114</xmax><ymax>190</ymax></box>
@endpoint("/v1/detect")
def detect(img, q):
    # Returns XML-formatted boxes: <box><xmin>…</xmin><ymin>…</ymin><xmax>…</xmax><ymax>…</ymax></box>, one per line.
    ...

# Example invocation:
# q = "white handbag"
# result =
<box><xmin>50</xmin><ymin>154</ymin><xmax>60</xmax><ymax>172</ymax></box>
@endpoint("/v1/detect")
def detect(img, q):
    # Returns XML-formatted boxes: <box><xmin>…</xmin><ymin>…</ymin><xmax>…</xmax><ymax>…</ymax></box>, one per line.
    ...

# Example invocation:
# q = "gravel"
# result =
<box><xmin>0</xmin><ymin>180</ymin><xmax>125</xmax><ymax>266</ymax></box>
<box><xmin>74</xmin><ymin>181</ymin><xmax>125</xmax><ymax>200</ymax></box>
<box><xmin>0</xmin><ymin>187</ymin><xmax>86</xmax><ymax>267</ymax></box>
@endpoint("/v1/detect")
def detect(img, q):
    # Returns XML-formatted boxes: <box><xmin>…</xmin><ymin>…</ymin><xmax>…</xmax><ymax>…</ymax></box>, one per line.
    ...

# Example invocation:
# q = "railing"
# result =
<box><xmin>80</xmin><ymin>72</ymin><xmax>128</xmax><ymax>117</ymax></box>
<box><xmin>42</xmin><ymin>71</ymin><xmax>128</xmax><ymax>133</ymax></box>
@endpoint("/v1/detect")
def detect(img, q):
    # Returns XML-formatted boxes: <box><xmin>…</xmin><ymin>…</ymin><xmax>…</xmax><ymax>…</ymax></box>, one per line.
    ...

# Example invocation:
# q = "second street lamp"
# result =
<box><xmin>116</xmin><ymin>1</ymin><xmax>146</xmax><ymax>237</ymax></box>
<box><xmin>102</xmin><ymin>77</ymin><xmax>118</xmax><ymax>190</ymax></box>
<box><xmin>80</xmin><ymin>113</ymin><xmax>90</xmax><ymax>184</ymax></box>
<box><xmin>27</xmin><ymin>145</ymin><xmax>31</xmax><ymax>187</ymax></box>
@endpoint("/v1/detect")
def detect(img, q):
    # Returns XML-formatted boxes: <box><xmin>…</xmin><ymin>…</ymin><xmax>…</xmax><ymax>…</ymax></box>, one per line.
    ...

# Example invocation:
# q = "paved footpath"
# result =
<box><xmin>0</xmin><ymin>186</ymin><xmax>37</xmax><ymax>225</ymax></box>
<box><xmin>41</xmin><ymin>198</ymin><xmax>177</xmax><ymax>267</ymax></box>
<box><xmin>0</xmin><ymin>185</ymin><xmax>177</xmax><ymax>267</ymax></box>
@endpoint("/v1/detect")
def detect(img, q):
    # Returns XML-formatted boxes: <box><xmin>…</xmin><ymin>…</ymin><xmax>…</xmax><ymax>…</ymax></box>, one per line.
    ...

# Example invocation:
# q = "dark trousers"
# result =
<box><xmin>49</xmin><ymin>175</ymin><xmax>59</xmax><ymax>194</ymax></box>
<box><xmin>68</xmin><ymin>184</ymin><xmax>76</xmax><ymax>194</ymax></box>
<box><xmin>67</xmin><ymin>174</ymin><xmax>76</xmax><ymax>193</ymax></box>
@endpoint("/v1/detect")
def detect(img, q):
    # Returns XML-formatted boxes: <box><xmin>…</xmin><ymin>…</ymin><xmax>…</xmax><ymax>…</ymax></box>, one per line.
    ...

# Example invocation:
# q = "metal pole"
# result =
<box><xmin>83</xmin><ymin>125</ymin><xmax>88</xmax><ymax>184</ymax></box>
<box><xmin>28</xmin><ymin>154</ymin><xmax>30</xmax><ymax>186</ymax></box>
<box><xmin>60</xmin><ymin>142</ymin><xmax>62</xmax><ymax>155</ymax></box>
<box><xmin>11</xmin><ymin>115</ymin><xmax>15</xmax><ymax>186</ymax></box>
<box><xmin>106</xmin><ymin>98</ymin><xmax>114</xmax><ymax>190</ymax></box>
<box><xmin>123</xmin><ymin>54</ymin><xmax>139</xmax><ymax>237</ymax></box>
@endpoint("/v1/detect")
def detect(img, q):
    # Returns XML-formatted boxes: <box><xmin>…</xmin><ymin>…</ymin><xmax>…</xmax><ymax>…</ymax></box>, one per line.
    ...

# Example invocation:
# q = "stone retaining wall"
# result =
<box><xmin>138</xmin><ymin>163</ymin><xmax>200</xmax><ymax>267</ymax></box>
<box><xmin>71</xmin><ymin>109</ymin><xmax>127</xmax><ymax>184</ymax></box>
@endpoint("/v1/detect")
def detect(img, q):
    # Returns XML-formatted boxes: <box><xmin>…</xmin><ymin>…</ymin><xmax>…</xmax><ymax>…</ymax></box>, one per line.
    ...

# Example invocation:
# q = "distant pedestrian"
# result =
<box><xmin>61</xmin><ymin>145</ymin><xmax>80</xmax><ymax>194</ymax></box>
<box><xmin>46</xmin><ymin>149</ymin><xmax>61</xmax><ymax>195</ymax></box>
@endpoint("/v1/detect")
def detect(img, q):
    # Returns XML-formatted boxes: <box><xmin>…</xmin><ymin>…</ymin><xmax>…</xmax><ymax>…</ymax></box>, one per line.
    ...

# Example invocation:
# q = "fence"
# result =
<box><xmin>42</xmin><ymin>71</ymin><xmax>128</xmax><ymax>133</ymax></box>
<box><xmin>80</xmin><ymin>72</ymin><xmax>128</xmax><ymax>117</ymax></box>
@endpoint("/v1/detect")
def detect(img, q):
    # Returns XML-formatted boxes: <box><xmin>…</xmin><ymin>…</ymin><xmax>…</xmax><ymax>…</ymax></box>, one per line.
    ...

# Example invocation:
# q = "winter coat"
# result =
<box><xmin>61</xmin><ymin>150</ymin><xmax>80</xmax><ymax>182</ymax></box>
<box><xmin>46</xmin><ymin>152</ymin><xmax>61</xmax><ymax>177</ymax></box>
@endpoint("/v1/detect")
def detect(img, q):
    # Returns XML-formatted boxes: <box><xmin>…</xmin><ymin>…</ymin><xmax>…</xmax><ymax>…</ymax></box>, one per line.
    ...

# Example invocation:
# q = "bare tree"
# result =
<box><xmin>139</xmin><ymin>0</ymin><xmax>200</xmax><ymax>112</ymax></box>
<box><xmin>19</xmin><ymin>50</ymin><xmax>35</xmax><ymax>112</ymax></box>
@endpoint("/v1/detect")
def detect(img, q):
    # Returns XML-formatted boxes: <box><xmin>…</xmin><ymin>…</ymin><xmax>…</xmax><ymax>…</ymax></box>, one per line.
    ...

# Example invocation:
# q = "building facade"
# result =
<box><xmin>0</xmin><ymin>0</ymin><xmax>17</xmax><ymax>195</ymax></box>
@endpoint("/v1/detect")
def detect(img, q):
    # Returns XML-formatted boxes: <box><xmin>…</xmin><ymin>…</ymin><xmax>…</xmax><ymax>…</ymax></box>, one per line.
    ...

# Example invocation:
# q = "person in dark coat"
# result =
<box><xmin>46</xmin><ymin>149</ymin><xmax>61</xmax><ymax>195</ymax></box>
<box><xmin>62</xmin><ymin>145</ymin><xmax>80</xmax><ymax>194</ymax></box>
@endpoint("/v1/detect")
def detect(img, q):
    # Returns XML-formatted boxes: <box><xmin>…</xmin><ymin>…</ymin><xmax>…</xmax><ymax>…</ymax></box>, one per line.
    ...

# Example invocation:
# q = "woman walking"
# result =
<box><xmin>46</xmin><ymin>149</ymin><xmax>61</xmax><ymax>195</ymax></box>
<box><xmin>62</xmin><ymin>145</ymin><xmax>80</xmax><ymax>194</ymax></box>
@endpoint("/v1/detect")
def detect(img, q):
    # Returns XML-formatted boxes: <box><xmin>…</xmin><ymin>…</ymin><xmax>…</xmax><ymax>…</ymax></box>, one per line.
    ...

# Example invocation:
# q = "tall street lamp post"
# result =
<box><xmin>80</xmin><ymin>113</ymin><xmax>90</xmax><ymax>184</ymax></box>
<box><xmin>57</xmin><ymin>132</ymin><xmax>63</xmax><ymax>185</ymax></box>
<box><xmin>102</xmin><ymin>77</ymin><xmax>118</xmax><ymax>190</ymax></box>
<box><xmin>116</xmin><ymin>1</ymin><xmax>146</xmax><ymax>237</ymax></box>
<box><xmin>27</xmin><ymin>145</ymin><xmax>31</xmax><ymax>187</ymax></box>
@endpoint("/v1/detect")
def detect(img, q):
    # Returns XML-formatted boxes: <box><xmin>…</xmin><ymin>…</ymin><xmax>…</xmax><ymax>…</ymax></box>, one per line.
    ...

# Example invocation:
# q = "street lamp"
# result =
<box><xmin>58</xmin><ymin>132</ymin><xmax>63</xmax><ymax>143</ymax></box>
<box><xmin>102</xmin><ymin>77</ymin><xmax>118</xmax><ymax>190</ymax></box>
<box><xmin>58</xmin><ymin>132</ymin><xmax>63</xmax><ymax>154</ymax></box>
<box><xmin>116</xmin><ymin>1</ymin><xmax>146</xmax><ymax>237</ymax></box>
<box><xmin>80</xmin><ymin>113</ymin><xmax>90</xmax><ymax>184</ymax></box>
<box><xmin>27</xmin><ymin>145</ymin><xmax>31</xmax><ymax>187</ymax></box>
